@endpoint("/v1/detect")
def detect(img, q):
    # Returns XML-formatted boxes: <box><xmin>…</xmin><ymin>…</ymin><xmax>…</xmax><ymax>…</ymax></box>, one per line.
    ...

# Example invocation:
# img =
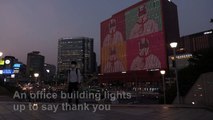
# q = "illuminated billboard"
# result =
<box><xmin>13</xmin><ymin>63</ymin><xmax>21</xmax><ymax>68</ymax></box>
<box><xmin>101</xmin><ymin>11</ymin><xmax>127</xmax><ymax>73</ymax></box>
<box><xmin>101</xmin><ymin>0</ymin><xmax>167</xmax><ymax>73</ymax></box>
<box><xmin>3</xmin><ymin>69</ymin><xmax>14</xmax><ymax>75</ymax></box>
<box><xmin>0</xmin><ymin>60</ymin><xmax>4</xmax><ymax>65</ymax></box>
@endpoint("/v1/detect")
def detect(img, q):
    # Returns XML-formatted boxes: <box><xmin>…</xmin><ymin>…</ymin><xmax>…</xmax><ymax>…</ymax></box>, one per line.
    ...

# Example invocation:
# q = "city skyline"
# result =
<box><xmin>0</xmin><ymin>0</ymin><xmax>212</xmax><ymax>66</ymax></box>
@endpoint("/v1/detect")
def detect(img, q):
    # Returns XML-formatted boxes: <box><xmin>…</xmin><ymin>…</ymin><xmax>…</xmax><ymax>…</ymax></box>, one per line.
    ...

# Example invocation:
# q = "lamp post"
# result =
<box><xmin>170</xmin><ymin>42</ymin><xmax>180</xmax><ymax>104</ymax></box>
<box><xmin>160</xmin><ymin>70</ymin><xmax>166</xmax><ymax>104</ymax></box>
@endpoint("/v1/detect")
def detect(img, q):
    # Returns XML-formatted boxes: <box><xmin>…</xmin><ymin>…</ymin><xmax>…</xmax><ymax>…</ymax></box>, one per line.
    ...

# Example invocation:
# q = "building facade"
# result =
<box><xmin>99</xmin><ymin>0</ymin><xmax>180</xmax><ymax>101</ymax></box>
<box><xmin>179</xmin><ymin>29</ymin><xmax>213</xmax><ymax>53</ymax></box>
<box><xmin>26</xmin><ymin>51</ymin><xmax>45</xmax><ymax>79</ymax></box>
<box><xmin>57</xmin><ymin>37</ymin><xmax>96</xmax><ymax>76</ymax></box>
<box><xmin>100</xmin><ymin>0</ymin><xmax>179</xmax><ymax>78</ymax></box>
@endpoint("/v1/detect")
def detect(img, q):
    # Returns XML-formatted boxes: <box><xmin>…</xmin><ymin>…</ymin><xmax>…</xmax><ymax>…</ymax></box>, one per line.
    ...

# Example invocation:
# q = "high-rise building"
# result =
<box><xmin>101</xmin><ymin>0</ymin><xmax>179</xmax><ymax>75</ymax></box>
<box><xmin>57</xmin><ymin>37</ymin><xmax>96</xmax><ymax>76</ymax></box>
<box><xmin>100</xmin><ymin>0</ymin><xmax>180</xmax><ymax>98</ymax></box>
<box><xmin>26</xmin><ymin>51</ymin><xmax>45</xmax><ymax>79</ymax></box>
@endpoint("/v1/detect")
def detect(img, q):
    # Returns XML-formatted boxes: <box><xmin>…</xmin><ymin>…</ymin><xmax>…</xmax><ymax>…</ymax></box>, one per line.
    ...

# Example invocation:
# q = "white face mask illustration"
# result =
<box><xmin>109</xmin><ymin>19</ymin><xmax>116</xmax><ymax>34</ymax></box>
<box><xmin>139</xmin><ymin>38</ymin><xmax>149</xmax><ymax>56</ymax></box>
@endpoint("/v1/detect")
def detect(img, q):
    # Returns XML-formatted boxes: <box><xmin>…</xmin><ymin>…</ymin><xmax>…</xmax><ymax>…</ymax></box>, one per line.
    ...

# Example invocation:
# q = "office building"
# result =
<box><xmin>100</xmin><ymin>0</ymin><xmax>179</xmax><ymax>78</ymax></box>
<box><xmin>26</xmin><ymin>51</ymin><xmax>45</xmax><ymax>79</ymax></box>
<box><xmin>100</xmin><ymin>0</ymin><xmax>180</xmax><ymax>99</ymax></box>
<box><xmin>57</xmin><ymin>37</ymin><xmax>96</xmax><ymax>75</ymax></box>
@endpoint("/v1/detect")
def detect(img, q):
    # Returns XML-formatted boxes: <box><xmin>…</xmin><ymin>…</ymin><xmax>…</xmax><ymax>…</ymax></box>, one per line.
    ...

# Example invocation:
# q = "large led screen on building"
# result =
<box><xmin>101</xmin><ymin>11</ymin><xmax>127</xmax><ymax>73</ymax></box>
<box><xmin>101</xmin><ymin>0</ymin><xmax>167</xmax><ymax>73</ymax></box>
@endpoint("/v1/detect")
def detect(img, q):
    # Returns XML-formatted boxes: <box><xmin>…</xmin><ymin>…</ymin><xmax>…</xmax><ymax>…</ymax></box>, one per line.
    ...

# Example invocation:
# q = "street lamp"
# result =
<box><xmin>160</xmin><ymin>70</ymin><xmax>166</xmax><ymax>104</ymax></box>
<box><xmin>34</xmin><ymin>73</ymin><xmax>39</xmax><ymax>84</ymax></box>
<box><xmin>170</xmin><ymin>42</ymin><xmax>178</xmax><ymax>48</ymax></box>
<box><xmin>170</xmin><ymin>42</ymin><xmax>180</xmax><ymax>104</ymax></box>
<box><xmin>34</xmin><ymin>73</ymin><xmax>39</xmax><ymax>78</ymax></box>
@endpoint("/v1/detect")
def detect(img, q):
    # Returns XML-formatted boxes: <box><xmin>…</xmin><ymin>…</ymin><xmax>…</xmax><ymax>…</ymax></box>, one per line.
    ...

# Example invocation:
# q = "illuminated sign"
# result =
<box><xmin>3</xmin><ymin>69</ymin><xmax>13</xmax><ymax>75</ymax></box>
<box><xmin>13</xmin><ymin>63</ymin><xmax>21</xmax><ymax>68</ymax></box>
<box><xmin>5</xmin><ymin>60</ymin><xmax>10</xmax><ymax>65</ymax></box>
<box><xmin>0</xmin><ymin>70</ymin><xmax>3</xmax><ymax>75</ymax></box>
<box><xmin>170</xmin><ymin>54</ymin><xmax>193</xmax><ymax>60</ymax></box>
<box><xmin>0</xmin><ymin>60</ymin><xmax>4</xmax><ymax>65</ymax></box>
<box><xmin>13</xmin><ymin>69</ymin><xmax>20</xmax><ymax>74</ymax></box>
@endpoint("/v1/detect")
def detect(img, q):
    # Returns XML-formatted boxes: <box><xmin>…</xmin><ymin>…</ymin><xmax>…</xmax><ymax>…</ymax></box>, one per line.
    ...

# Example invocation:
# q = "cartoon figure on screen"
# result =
<box><xmin>103</xmin><ymin>19</ymin><xmax>124</xmax><ymax>46</ymax></box>
<box><xmin>129</xmin><ymin>5</ymin><xmax>159</xmax><ymax>39</ymax></box>
<box><xmin>130</xmin><ymin>38</ymin><xmax>161</xmax><ymax>70</ymax></box>
<box><xmin>102</xmin><ymin>18</ymin><xmax>126</xmax><ymax>73</ymax></box>
<box><xmin>104</xmin><ymin>47</ymin><xmax>125</xmax><ymax>73</ymax></box>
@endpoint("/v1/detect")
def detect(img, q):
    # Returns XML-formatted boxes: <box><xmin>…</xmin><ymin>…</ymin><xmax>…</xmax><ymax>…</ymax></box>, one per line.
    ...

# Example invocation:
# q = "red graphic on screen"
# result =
<box><xmin>127</xmin><ymin>32</ymin><xmax>167</xmax><ymax>71</ymax></box>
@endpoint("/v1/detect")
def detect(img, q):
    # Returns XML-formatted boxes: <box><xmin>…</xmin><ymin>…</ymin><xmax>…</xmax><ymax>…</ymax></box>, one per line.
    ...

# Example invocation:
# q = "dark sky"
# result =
<box><xmin>0</xmin><ymin>0</ymin><xmax>212</xmax><ymax>66</ymax></box>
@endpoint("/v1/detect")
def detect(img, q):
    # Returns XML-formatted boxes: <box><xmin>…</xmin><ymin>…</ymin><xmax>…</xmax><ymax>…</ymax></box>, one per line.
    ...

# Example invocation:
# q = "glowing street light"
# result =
<box><xmin>34</xmin><ymin>73</ymin><xmax>39</xmax><ymax>78</ymax></box>
<box><xmin>170</xmin><ymin>42</ymin><xmax>178</xmax><ymax>48</ymax></box>
<box><xmin>34</xmin><ymin>73</ymin><xmax>39</xmax><ymax>84</ymax></box>
<box><xmin>46</xmin><ymin>69</ymin><xmax>50</xmax><ymax>73</ymax></box>
<box><xmin>160</xmin><ymin>70</ymin><xmax>166</xmax><ymax>75</ymax></box>
<box><xmin>160</xmin><ymin>70</ymin><xmax>166</xmax><ymax>104</ymax></box>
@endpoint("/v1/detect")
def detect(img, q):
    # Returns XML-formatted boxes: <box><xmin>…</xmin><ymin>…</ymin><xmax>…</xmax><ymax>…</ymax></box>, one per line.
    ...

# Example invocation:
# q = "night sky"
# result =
<box><xmin>0</xmin><ymin>0</ymin><xmax>212</xmax><ymax>66</ymax></box>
